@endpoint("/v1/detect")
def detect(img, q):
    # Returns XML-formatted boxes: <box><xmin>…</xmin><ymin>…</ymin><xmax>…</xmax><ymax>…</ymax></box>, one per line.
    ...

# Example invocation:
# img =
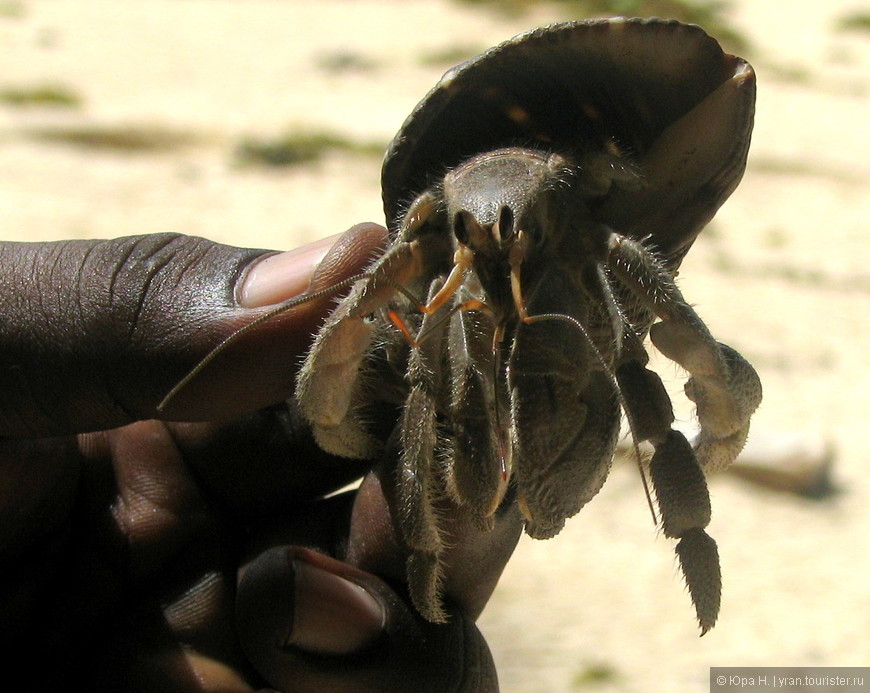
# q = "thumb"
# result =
<box><xmin>0</xmin><ymin>224</ymin><xmax>386</xmax><ymax>437</ymax></box>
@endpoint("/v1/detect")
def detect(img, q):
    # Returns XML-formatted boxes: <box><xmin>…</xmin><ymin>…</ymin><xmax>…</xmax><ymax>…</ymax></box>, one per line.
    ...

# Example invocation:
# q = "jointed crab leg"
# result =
<box><xmin>606</xmin><ymin>233</ymin><xmax>761</xmax><ymax>632</ymax></box>
<box><xmin>607</xmin><ymin>235</ymin><xmax>762</xmax><ymax>470</ymax></box>
<box><xmin>395</xmin><ymin>268</ymin><xmax>511</xmax><ymax>622</ymax></box>
<box><xmin>397</xmin><ymin>278</ymin><xmax>452</xmax><ymax>622</ymax></box>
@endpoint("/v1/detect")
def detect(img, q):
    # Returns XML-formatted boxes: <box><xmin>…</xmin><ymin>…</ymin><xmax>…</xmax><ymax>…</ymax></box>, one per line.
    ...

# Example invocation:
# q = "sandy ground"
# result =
<box><xmin>1</xmin><ymin>1</ymin><xmax>868</xmax><ymax>691</ymax></box>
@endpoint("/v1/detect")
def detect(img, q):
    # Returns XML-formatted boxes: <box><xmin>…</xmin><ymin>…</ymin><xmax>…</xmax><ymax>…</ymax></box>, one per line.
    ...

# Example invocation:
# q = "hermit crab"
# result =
<box><xmin>167</xmin><ymin>18</ymin><xmax>762</xmax><ymax>634</ymax></box>
<box><xmin>296</xmin><ymin>17</ymin><xmax>760</xmax><ymax>633</ymax></box>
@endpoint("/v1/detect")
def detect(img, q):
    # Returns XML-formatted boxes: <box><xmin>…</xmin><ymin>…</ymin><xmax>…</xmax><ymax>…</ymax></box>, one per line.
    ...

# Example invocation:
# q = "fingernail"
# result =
<box><xmin>238</xmin><ymin>234</ymin><xmax>340</xmax><ymax>308</ymax></box>
<box><xmin>287</xmin><ymin>561</ymin><xmax>386</xmax><ymax>655</ymax></box>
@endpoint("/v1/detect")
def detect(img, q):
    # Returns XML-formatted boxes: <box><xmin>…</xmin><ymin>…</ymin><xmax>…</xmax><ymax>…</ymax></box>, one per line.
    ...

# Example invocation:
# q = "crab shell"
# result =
<box><xmin>381</xmin><ymin>17</ymin><xmax>755</xmax><ymax>265</ymax></box>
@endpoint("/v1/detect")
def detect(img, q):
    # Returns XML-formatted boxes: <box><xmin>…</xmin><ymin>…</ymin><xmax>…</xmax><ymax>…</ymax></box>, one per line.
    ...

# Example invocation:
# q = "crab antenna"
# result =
<box><xmin>523</xmin><ymin>311</ymin><xmax>658</xmax><ymax>526</ymax></box>
<box><xmin>157</xmin><ymin>270</ymin><xmax>373</xmax><ymax>412</ymax></box>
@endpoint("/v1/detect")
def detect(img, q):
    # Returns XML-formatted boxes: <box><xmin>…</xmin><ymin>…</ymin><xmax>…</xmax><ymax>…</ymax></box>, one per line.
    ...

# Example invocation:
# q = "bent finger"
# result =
<box><xmin>236</xmin><ymin>546</ymin><xmax>498</xmax><ymax>693</ymax></box>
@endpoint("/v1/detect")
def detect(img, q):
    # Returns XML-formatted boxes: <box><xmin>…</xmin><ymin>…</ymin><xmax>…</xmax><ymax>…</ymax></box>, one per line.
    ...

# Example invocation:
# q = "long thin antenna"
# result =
<box><xmin>157</xmin><ymin>271</ymin><xmax>372</xmax><ymax>412</ymax></box>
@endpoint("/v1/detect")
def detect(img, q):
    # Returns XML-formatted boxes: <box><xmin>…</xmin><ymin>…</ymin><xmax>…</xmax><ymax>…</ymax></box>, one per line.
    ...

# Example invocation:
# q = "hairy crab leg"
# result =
<box><xmin>605</xmin><ymin>232</ymin><xmax>761</xmax><ymax>633</ymax></box>
<box><xmin>397</xmin><ymin>277</ymin><xmax>452</xmax><ymax>622</ymax></box>
<box><xmin>607</xmin><ymin>234</ymin><xmax>762</xmax><ymax>469</ymax></box>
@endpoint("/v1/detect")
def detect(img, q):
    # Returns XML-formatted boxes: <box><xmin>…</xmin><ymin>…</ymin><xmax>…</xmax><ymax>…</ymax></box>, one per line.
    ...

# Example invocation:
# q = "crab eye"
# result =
<box><xmin>495</xmin><ymin>205</ymin><xmax>515</xmax><ymax>242</ymax></box>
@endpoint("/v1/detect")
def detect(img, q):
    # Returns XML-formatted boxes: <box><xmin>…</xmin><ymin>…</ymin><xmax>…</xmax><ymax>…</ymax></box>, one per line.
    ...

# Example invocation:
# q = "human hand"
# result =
<box><xmin>0</xmin><ymin>224</ymin><xmax>521</xmax><ymax>691</ymax></box>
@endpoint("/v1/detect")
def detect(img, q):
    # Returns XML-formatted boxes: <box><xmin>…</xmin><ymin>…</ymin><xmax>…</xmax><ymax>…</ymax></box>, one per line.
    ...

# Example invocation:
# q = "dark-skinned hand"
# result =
<box><xmin>0</xmin><ymin>224</ymin><xmax>522</xmax><ymax>692</ymax></box>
